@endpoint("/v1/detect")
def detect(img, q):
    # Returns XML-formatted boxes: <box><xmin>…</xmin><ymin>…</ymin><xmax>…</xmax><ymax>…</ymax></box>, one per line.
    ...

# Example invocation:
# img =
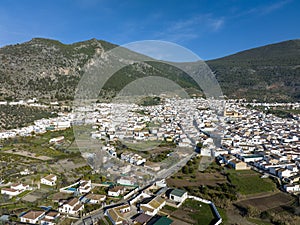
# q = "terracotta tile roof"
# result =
<box><xmin>21</xmin><ymin>210</ymin><xmax>44</xmax><ymax>219</ymax></box>
<box><xmin>85</xmin><ymin>193</ymin><xmax>106</xmax><ymax>201</ymax></box>
<box><xmin>73</xmin><ymin>204</ymin><xmax>83</xmax><ymax>211</ymax></box>
<box><xmin>45</xmin><ymin>211</ymin><xmax>59</xmax><ymax>218</ymax></box>
<box><xmin>66</xmin><ymin>198</ymin><xmax>79</xmax><ymax>206</ymax></box>
<box><xmin>1</xmin><ymin>188</ymin><xmax>18</xmax><ymax>192</ymax></box>
<box><xmin>43</xmin><ymin>174</ymin><xmax>56</xmax><ymax>182</ymax></box>
<box><xmin>109</xmin><ymin>186</ymin><xmax>123</xmax><ymax>192</ymax></box>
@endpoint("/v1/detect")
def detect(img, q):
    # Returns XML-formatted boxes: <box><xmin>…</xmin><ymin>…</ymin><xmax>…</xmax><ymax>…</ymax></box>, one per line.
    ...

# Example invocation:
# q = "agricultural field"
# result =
<box><xmin>167</xmin><ymin>157</ymin><xmax>227</xmax><ymax>187</ymax></box>
<box><xmin>237</xmin><ymin>192</ymin><xmax>295</xmax><ymax>211</ymax></box>
<box><xmin>162</xmin><ymin>199</ymin><xmax>216</xmax><ymax>225</ymax></box>
<box><xmin>226</xmin><ymin>169</ymin><xmax>277</xmax><ymax>196</ymax></box>
<box><xmin>167</xmin><ymin>171</ymin><xmax>227</xmax><ymax>187</ymax></box>
<box><xmin>0</xmin><ymin>128</ymin><xmax>94</xmax><ymax>215</ymax></box>
<box><xmin>0</xmin><ymin>127</ymin><xmax>79</xmax><ymax>159</ymax></box>
<box><xmin>165</xmin><ymin>157</ymin><xmax>297</xmax><ymax>225</ymax></box>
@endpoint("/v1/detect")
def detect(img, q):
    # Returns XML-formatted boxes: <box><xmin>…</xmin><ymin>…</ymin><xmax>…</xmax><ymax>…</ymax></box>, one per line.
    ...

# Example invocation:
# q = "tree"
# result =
<box><xmin>246</xmin><ymin>206</ymin><xmax>261</xmax><ymax>218</ymax></box>
<box><xmin>182</xmin><ymin>166</ymin><xmax>189</xmax><ymax>174</ymax></box>
<box><xmin>188</xmin><ymin>167</ymin><xmax>194</xmax><ymax>174</ymax></box>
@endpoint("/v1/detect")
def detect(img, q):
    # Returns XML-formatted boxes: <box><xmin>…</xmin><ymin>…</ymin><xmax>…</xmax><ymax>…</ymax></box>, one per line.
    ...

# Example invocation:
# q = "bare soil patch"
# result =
<box><xmin>5</xmin><ymin>149</ymin><xmax>52</xmax><ymax>160</ymax></box>
<box><xmin>237</xmin><ymin>192</ymin><xmax>294</xmax><ymax>211</ymax></box>
<box><xmin>167</xmin><ymin>172</ymin><xmax>227</xmax><ymax>187</ymax></box>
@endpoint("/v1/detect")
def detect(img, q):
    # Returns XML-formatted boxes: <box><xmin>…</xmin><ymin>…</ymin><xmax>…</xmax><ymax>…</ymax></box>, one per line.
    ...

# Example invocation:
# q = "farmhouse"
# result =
<box><xmin>59</xmin><ymin>198</ymin><xmax>84</xmax><ymax>215</ymax></box>
<box><xmin>169</xmin><ymin>189</ymin><xmax>188</xmax><ymax>203</ymax></box>
<box><xmin>40</xmin><ymin>211</ymin><xmax>60</xmax><ymax>225</ymax></box>
<box><xmin>41</xmin><ymin>174</ymin><xmax>57</xmax><ymax>186</ymax></box>
<box><xmin>1</xmin><ymin>183</ymin><xmax>30</xmax><ymax>197</ymax></box>
<box><xmin>85</xmin><ymin>193</ymin><xmax>106</xmax><ymax>204</ymax></box>
<box><xmin>117</xmin><ymin>177</ymin><xmax>136</xmax><ymax>186</ymax></box>
<box><xmin>20</xmin><ymin>210</ymin><xmax>45</xmax><ymax>224</ymax></box>
<box><xmin>1</xmin><ymin>188</ymin><xmax>19</xmax><ymax>197</ymax></box>
<box><xmin>108</xmin><ymin>186</ymin><xmax>125</xmax><ymax>197</ymax></box>
<box><xmin>78</xmin><ymin>180</ymin><xmax>92</xmax><ymax>194</ymax></box>
<box><xmin>105</xmin><ymin>204</ymin><xmax>131</xmax><ymax>225</ymax></box>
<box><xmin>140</xmin><ymin>196</ymin><xmax>166</xmax><ymax>216</ymax></box>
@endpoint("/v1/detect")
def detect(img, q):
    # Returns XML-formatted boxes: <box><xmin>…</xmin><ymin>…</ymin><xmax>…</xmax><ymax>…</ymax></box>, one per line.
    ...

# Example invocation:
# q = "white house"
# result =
<box><xmin>278</xmin><ymin>168</ymin><xmax>293</xmax><ymax>179</ymax></box>
<box><xmin>10</xmin><ymin>183</ymin><xmax>30</xmax><ymax>191</ymax></box>
<box><xmin>1</xmin><ymin>183</ymin><xmax>30</xmax><ymax>197</ymax></box>
<box><xmin>155</xmin><ymin>179</ymin><xmax>167</xmax><ymax>188</ymax></box>
<box><xmin>108</xmin><ymin>186</ymin><xmax>124</xmax><ymax>197</ymax></box>
<box><xmin>59</xmin><ymin>198</ymin><xmax>84</xmax><ymax>215</ymax></box>
<box><xmin>169</xmin><ymin>189</ymin><xmax>188</xmax><ymax>203</ymax></box>
<box><xmin>20</xmin><ymin>210</ymin><xmax>45</xmax><ymax>224</ymax></box>
<box><xmin>40</xmin><ymin>211</ymin><xmax>60</xmax><ymax>225</ymax></box>
<box><xmin>78</xmin><ymin>180</ymin><xmax>92</xmax><ymax>194</ymax></box>
<box><xmin>1</xmin><ymin>188</ymin><xmax>21</xmax><ymax>197</ymax></box>
<box><xmin>85</xmin><ymin>193</ymin><xmax>106</xmax><ymax>204</ymax></box>
<box><xmin>284</xmin><ymin>184</ymin><xmax>300</xmax><ymax>193</ymax></box>
<box><xmin>105</xmin><ymin>204</ymin><xmax>131</xmax><ymax>225</ymax></box>
<box><xmin>140</xmin><ymin>196</ymin><xmax>166</xmax><ymax>216</ymax></box>
<box><xmin>49</xmin><ymin>136</ymin><xmax>64</xmax><ymax>144</ymax></box>
<box><xmin>41</xmin><ymin>174</ymin><xmax>57</xmax><ymax>186</ymax></box>
<box><xmin>117</xmin><ymin>177</ymin><xmax>135</xmax><ymax>186</ymax></box>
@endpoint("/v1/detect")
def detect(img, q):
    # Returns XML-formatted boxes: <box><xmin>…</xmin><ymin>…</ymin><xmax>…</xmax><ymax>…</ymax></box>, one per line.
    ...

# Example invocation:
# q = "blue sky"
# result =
<box><xmin>0</xmin><ymin>0</ymin><xmax>299</xmax><ymax>59</ymax></box>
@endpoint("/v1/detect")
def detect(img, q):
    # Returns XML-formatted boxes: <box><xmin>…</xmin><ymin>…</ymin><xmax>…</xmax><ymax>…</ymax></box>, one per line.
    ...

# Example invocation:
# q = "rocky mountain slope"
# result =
<box><xmin>0</xmin><ymin>38</ymin><xmax>116</xmax><ymax>101</ymax></box>
<box><xmin>1</xmin><ymin>38</ymin><xmax>300</xmax><ymax>102</ymax></box>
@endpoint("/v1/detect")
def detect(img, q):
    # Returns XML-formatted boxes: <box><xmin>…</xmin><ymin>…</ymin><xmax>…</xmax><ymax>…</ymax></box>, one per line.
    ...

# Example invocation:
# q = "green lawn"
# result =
<box><xmin>227</xmin><ymin>170</ymin><xmax>276</xmax><ymax>195</ymax></box>
<box><xmin>217</xmin><ymin>207</ymin><xmax>228</xmax><ymax>224</ymax></box>
<box><xmin>183</xmin><ymin>199</ymin><xmax>215</xmax><ymax>225</ymax></box>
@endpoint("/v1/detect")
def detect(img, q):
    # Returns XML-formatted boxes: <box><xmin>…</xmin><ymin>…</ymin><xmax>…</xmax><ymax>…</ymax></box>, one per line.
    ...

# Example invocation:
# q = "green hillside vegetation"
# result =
<box><xmin>0</xmin><ymin>38</ymin><xmax>299</xmax><ymax>102</ymax></box>
<box><xmin>207</xmin><ymin>39</ymin><xmax>300</xmax><ymax>102</ymax></box>
<box><xmin>0</xmin><ymin>105</ymin><xmax>56</xmax><ymax>130</ymax></box>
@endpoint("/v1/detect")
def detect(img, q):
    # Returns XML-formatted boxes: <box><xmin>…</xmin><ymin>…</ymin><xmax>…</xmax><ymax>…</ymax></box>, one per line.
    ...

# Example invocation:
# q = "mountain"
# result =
<box><xmin>0</xmin><ymin>38</ymin><xmax>117</xmax><ymax>101</ymax></box>
<box><xmin>0</xmin><ymin>38</ymin><xmax>300</xmax><ymax>102</ymax></box>
<box><xmin>0</xmin><ymin>38</ymin><xmax>200</xmax><ymax>102</ymax></box>
<box><xmin>207</xmin><ymin>39</ymin><xmax>300</xmax><ymax>102</ymax></box>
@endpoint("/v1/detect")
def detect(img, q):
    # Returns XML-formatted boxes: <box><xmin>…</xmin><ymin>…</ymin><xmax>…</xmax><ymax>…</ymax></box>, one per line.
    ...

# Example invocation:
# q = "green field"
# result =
<box><xmin>0</xmin><ymin>127</ymin><xmax>80</xmax><ymax>159</ymax></box>
<box><xmin>217</xmin><ymin>207</ymin><xmax>228</xmax><ymax>224</ymax></box>
<box><xmin>227</xmin><ymin>169</ymin><xmax>276</xmax><ymax>195</ymax></box>
<box><xmin>124</xmin><ymin>140</ymin><xmax>162</xmax><ymax>151</ymax></box>
<box><xmin>182</xmin><ymin>199</ymin><xmax>215</xmax><ymax>224</ymax></box>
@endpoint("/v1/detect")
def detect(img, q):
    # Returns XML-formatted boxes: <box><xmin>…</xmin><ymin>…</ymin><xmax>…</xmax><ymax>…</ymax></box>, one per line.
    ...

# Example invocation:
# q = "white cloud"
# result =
<box><xmin>259</xmin><ymin>0</ymin><xmax>292</xmax><ymax>15</ymax></box>
<box><xmin>234</xmin><ymin>0</ymin><xmax>292</xmax><ymax>18</ymax></box>
<box><xmin>155</xmin><ymin>14</ymin><xmax>225</xmax><ymax>43</ymax></box>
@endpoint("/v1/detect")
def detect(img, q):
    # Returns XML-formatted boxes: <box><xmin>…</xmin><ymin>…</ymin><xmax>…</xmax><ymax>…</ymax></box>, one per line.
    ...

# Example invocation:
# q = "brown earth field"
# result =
<box><xmin>167</xmin><ymin>171</ymin><xmax>227</xmax><ymax>187</ymax></box>
<box><xmin>237</xmin><ymin>192</ymin><xmax>295</xmax><ymax>211</ymax></box>
<box><xmin>169</xmin><ymin>209</ymin><xmax>196</xmax><ymax>224</ymax></box>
